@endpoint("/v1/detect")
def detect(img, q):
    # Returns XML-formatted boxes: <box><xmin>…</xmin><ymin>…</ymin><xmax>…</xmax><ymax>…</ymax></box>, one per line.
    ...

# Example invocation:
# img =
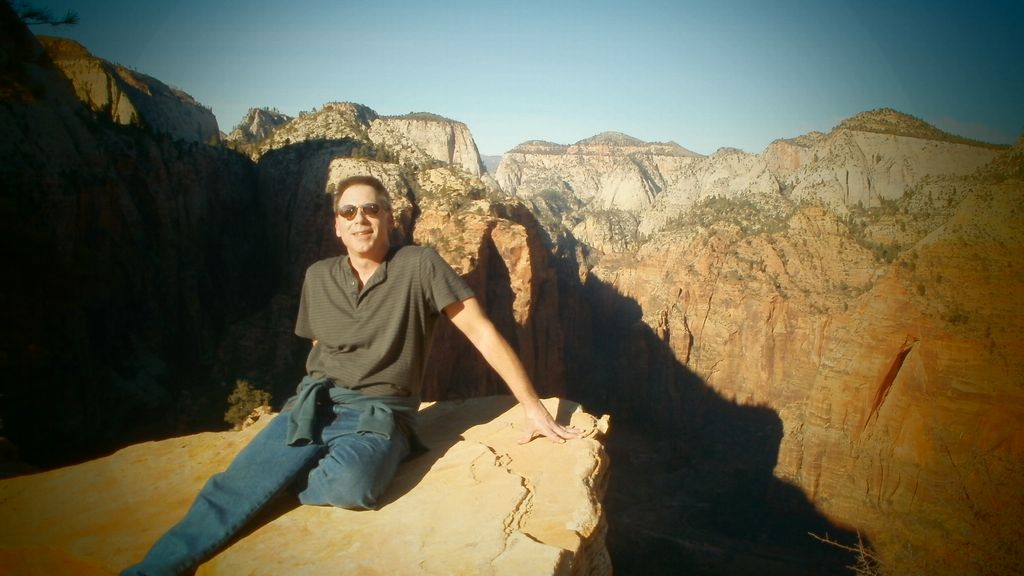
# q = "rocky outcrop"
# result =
<box><xmin>224</xmin><ymin>107</ymin><xmax>293</xmax><ymax>146</ymax></box>
<box><xmin>0</xmin><ymin>397</ymin><xmax>611</xmax><ymax>576</ymax></box>
<box><xmin>498</xmin><ymin>111</ymin><xmax>1003</xmax><ymax>252</ymax></box>
<box><xmin>238</xmin><ymin>103</ymin><xmax>486</xmax><ymax>178</ymax></box>
<box><xmin>407</xmin><ymin>168</ymin><xmax>568</xmax><ymax>398</ymax></box>
<box><xmin>636</xmin><ymin>146</ymin><xmax>784</xmax><ymax>238</ymax></box>
<box><xmin>496</xmin><ymin>132</ymin><xmax>703</xmax><ymax>213</ymax></box>
<box><xmin>761</xmin><ymin>132</ymin><xmax>826</xmax><ymax>178</ymax></box>
<box><xmin>247</xmin><ymin>101</ymin><xmax>378</xmax><ymax>158</ymax></box>
<box><xmin>38</xmin><ymin>36</ymin><xmax>220</xmax><ymax>144</ymax></box>
<box><xmin>369</xmin><ymin>112</ymin><xmax>486</xmax><ymax>177</ymax></box>
<box><xmin>786</xmin><ymin>133</ymin><xmax>999</xmax><ymax>212</ymax></box>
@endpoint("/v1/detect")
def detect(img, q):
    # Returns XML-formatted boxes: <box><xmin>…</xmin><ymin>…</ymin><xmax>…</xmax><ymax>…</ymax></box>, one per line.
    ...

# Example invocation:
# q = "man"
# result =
<box><xmin>124</xmin><ymin>175</ymin><xmax>578</xmax><ymax>575</ymax></box>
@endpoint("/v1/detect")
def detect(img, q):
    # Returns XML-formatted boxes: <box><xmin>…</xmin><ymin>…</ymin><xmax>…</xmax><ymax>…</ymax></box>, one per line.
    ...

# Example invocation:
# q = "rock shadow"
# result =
<box><xmin>568</xmin><ymin>274</ymin><xmax>867</xmax><ymax>575</ymax></box>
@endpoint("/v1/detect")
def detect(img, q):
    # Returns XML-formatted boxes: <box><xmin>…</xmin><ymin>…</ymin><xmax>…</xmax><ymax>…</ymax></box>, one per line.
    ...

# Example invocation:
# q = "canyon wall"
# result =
<box><xmin>1</xmin><ymin>12</ymin><xmax>269</xmax><ymax>466</ymax></box>
<box><xmin>38</xmin><ymin>36</ymin><xmax>220</xmax><ymax>144</ymax></box>
<box><xmin>498</xmin><ymin>112</ymin><xmax>1022</xmax><ymax>574</ymax></box>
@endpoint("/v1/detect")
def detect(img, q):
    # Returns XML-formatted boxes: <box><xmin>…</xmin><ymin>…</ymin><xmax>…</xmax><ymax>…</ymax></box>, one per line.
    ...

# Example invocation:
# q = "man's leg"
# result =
<box><xmin>296</xmin><ymin>404</ymin><xmax>411</xmax><ymax>510</ymax></box>
<box><xmin>122</xmin><ymin>414</ymin><xmax>323</xmax><ymax>576</ymax></box>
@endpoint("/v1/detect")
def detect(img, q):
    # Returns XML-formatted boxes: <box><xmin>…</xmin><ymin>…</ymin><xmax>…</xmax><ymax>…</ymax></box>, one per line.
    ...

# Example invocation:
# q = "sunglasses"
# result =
<box><xmin>336</xmin><ymin>202</ymin><xmax>386</xmax><ymax>220</ymax></box>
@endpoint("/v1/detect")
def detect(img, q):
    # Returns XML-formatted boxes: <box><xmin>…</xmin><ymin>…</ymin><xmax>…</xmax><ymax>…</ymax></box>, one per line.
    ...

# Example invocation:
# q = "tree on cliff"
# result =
<box><xmin>11</xmin><ymin>1</ymin><xmax>78</xmax><ymax>26</ymax></box>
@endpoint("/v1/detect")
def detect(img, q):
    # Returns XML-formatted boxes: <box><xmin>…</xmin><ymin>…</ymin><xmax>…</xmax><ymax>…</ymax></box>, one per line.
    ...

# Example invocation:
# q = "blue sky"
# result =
<box><xmin>31</xmin><ymin>0</ymin><xmax>1023</xmax><ymax>155</ymax></box>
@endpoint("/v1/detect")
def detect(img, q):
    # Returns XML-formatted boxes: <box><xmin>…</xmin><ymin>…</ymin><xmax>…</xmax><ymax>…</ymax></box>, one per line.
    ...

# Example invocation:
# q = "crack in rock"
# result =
<box><xmin>472</xmin><ymin>443</ymin><xmax>537</xmax><ymax>566</ymax></box>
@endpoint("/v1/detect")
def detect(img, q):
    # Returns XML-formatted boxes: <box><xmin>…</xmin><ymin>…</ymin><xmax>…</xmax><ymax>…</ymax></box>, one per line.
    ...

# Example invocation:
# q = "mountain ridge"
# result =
<box><xmin>835</xmin><ymin>107</ymin><xmax>1010</xmax><ymax>149</ymax></box>
<box><xmin>38</xmin><ymin>35</ymin><xmax>219</xmax><ymax>144</ymax></box>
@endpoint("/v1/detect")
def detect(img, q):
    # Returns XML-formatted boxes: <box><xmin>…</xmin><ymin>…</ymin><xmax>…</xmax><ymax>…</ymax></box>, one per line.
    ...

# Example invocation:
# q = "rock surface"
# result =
<box><xmin>0</xmin><ymin>397</ymin><xmax>610</xmax><ymax>576</ymax></box>
<box><xmin>496</xmin><ymin>132</ymin><xmax>702</xmax><ymax>214</ymax></box>
<box><xmin>225</xmin><ymin>107</ymin><xmax>293</xmax><ymax>144</ymax></box>
<box><xmin>496</xmin><ymin>110</ymin><xmax>1002</xmax><ymax>249</ymax></box>
<box><xmin>2</xmin><ymin>9</ymin><xmax>270</xmax><ymax>468</ymax></box>
<box><xmin>38</xmin><ymin>36</ymin><xmax>220</xmax><ymax>144</ymax></box>
<box><xmin>231</xmin><ymin>103</ymin><xmax>486</xmax><ymax>179</ymax></box>
<box><xmin>369</xmin><ymin>113</ymin><xmax>486</xmax><ymax>177</ymax></box>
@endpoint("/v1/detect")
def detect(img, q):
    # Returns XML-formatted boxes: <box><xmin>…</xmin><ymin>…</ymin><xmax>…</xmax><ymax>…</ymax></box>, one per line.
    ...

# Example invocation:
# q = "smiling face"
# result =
<box><xmin>334</xmin><ymin>183</ymin><xmax>393</xmax><ymax>261</ymax></box>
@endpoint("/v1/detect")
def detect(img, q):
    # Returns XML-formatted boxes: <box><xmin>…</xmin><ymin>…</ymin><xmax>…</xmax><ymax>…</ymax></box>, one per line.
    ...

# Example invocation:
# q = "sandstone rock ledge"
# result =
<box><xmin>0</xmin><ymin>397</ymin><xmax>610</xmax><ymax>575</ymax></box>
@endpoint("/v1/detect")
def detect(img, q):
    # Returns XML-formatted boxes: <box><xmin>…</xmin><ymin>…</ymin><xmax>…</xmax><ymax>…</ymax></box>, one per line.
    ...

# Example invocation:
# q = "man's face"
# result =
<box><xmin>334</xmin><ymin>183</ymin><xmax>393</xmax><ymax>259</ymax></box>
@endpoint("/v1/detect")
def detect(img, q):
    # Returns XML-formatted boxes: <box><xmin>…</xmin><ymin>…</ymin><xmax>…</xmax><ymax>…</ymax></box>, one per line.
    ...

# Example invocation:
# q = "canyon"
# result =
<box><xmin>498</xmin><ymin>110</ymin><xmax>1021</xmax><ymax>575</ymax></box>
<box><xmin>2</xmin><ymin>6</ymin><xmax>1022</xmax><ymax>575</ymax></box>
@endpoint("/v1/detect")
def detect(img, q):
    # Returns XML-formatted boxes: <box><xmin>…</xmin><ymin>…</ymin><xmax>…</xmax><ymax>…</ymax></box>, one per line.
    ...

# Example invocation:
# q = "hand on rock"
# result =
<box><xmin>519</xmin><ymin>403</ymin><xmax>581</xmax><ymax>444</ymax></box>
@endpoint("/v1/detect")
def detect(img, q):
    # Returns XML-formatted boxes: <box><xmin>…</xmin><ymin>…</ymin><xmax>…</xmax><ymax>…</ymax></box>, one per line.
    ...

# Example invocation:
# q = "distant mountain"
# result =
<box><xmin>481</xmin><ymin>154</ymin><xmax>502</xmax><ymax>174</ymax></box>
<box><xmin>496</xmin><ymin>111</ymin><xmax>1004</xmax><ymax>251</ymax></box>
<box><xmin>837</xmin><ymin>107</ymin><xmax>1006</xmax><ymax>148</ymax></box>
<box><xmin>225</xmin><ymin>107</ymin><xmax>293</xmax><ymax>146</ymax></box>
<box><xmin>229</xmin><ymin>102</ymin><xmax>486</xmax><ymax>177</ymax></box>
<box><xmin>576</xmin><ymin>131</ymin><xmax>645</xmax><ymax>146</ymax></box>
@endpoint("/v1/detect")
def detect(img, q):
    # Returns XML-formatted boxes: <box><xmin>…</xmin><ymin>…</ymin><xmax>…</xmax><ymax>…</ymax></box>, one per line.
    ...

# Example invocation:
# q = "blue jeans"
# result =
<box><xmin>122</xmin><ymin>404</ymin><xmax>411</xmax><ymax>576</ymax></box>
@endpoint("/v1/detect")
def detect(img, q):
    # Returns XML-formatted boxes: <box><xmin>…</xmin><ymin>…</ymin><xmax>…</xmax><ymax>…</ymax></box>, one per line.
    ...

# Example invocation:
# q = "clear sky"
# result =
<box><xmin>30</xmin><ymin>0</ymin><xmax>1024</xmax><ymax>156</ymax></box>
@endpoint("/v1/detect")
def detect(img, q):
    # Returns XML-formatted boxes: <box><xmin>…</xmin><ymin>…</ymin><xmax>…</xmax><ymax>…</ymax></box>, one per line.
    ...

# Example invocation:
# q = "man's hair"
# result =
<box><xmin>333</xmin><ymin>175</ymin><xmax>391</xmax><ymax>213</ymax></box>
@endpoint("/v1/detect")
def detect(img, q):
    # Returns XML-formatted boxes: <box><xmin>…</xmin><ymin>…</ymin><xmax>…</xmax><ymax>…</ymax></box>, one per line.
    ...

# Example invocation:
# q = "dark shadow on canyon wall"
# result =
<box><xmin>0</xmin><ymin>114</ymin><xmax>272</xmax><ymax>468</ymax></box>
<box><xmin>563</xmin><ymin>271</ymin><xmax>865</xmax><ymax>575</ymax></box>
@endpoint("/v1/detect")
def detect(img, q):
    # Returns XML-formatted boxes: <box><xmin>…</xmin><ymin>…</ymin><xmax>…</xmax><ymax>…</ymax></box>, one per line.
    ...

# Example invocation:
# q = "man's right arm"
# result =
<box><xmin>444</xmin><ymin>297</ymin><xmax>579</xmax><ymax>444</ymax></box>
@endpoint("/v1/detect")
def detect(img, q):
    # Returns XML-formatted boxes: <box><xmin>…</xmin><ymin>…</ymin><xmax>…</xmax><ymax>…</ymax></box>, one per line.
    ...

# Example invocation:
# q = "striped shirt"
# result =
<box><xmin>295</xmin><ymin>245</ymin><xmax>474</xmax><ymax>398</ymax></box>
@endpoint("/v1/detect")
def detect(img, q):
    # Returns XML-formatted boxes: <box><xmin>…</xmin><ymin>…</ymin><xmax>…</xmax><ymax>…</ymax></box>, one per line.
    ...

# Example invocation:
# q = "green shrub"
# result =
<box><xmin>224</xmin><ymin>379</ymin><xmax>272</xmax><ymax>428</ymax></box>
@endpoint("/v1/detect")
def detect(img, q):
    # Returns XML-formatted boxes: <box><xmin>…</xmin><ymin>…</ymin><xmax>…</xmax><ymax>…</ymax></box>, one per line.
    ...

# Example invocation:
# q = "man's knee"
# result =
<box><xmin>299</xmin><ymin>467</ymin><xmax>384</xmax><ymax>510</ymax></box>
<box><xmin>324</xmin><ymin>475</ymin><xmax>382</xmax><ymax>510</ymax></box>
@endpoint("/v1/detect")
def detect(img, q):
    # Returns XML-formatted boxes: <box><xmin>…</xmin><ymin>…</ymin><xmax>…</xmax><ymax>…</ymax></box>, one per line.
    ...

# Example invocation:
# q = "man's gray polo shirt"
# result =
<box><xmin>295</xmin><ymin>245</ymin><xmax>474</xmax><ymax>398</ymax></box>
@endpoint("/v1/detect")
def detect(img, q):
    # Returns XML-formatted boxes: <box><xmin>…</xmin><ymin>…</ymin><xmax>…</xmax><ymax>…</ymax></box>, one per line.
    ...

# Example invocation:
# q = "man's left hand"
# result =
<box><xmin>519</xmin><ymin>403</ymin><xmax>581</xmax><ymax>444</ymax></box>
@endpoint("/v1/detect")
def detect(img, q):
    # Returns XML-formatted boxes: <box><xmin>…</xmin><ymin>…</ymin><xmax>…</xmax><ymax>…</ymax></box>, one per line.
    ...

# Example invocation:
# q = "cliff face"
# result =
<box><xmin>498</xmin><ymin>114</ymin><xmax>1003</xmax><ymax>257</ymax></box>
<box><xmin>231</xmin><ymin>103</ymin><xmax>486</xmax><ymax>178</ymax></box>
<box><xmin>496</xmin><ymin>132</ymin><xmax>703</xmax><ymax>213</ymax></box>
<box><xmin>0</xmin><ymin>397</ymin><xmax>611</xmax><ymax>576</ymax></box>
<box><xmin>784</xmin><ymin>130</ymin><xmax>999</xmax><ymax>211</ymax></box>
<box><xmin>533</xmin><ymin>116</ymin><xmax>1022</xmax><ymax>573</ymax></box>
<box><xmin>1</xmin><ymin>11</ymin><xmax>269</xmax><ymax>467</ymax></box>
<box><xmin>369</xmin><ymin>113</ymin><xmax>486</xmax><ymax>177</ymax></box>
<box><xmin>38</xmin><ymin>36</ymin><xmax>220</xmax><ymax>144</ymax></box>
<box><xmin>787</xmin><ymin>174</ymin><xmax>1024</xmax><ymax>575</ymax></box>
<box><xmin>224</xmin><ymin>107</ymin><xmax>293</xmax><ymax>144</ymax></box>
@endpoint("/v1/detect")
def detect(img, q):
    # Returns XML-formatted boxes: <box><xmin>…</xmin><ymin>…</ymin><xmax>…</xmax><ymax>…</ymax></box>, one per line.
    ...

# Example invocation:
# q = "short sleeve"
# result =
<box><xmin>295</xmin><ymin>267</ymin><xmax>314</xmax><ymax>339</ymax></box>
